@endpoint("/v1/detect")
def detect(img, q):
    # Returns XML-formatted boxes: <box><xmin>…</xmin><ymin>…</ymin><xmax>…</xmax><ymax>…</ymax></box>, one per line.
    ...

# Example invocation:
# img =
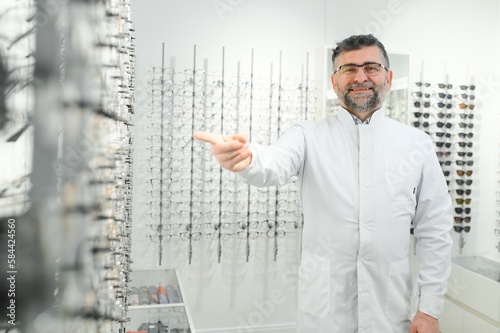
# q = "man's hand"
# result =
<box><xmin>193</xmin><ymin>131</ymin><xmax>252</xmax><ymax>172</ymax></box>
<box><xmin>409</xmin><ymin>311</ymin><xmax>439</xmax><ymax>333</ymax></box>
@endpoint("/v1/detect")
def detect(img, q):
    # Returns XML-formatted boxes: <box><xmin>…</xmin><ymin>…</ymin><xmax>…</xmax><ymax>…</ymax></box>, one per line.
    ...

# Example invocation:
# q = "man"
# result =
<box><xmin>194</xmin><ymin>34</ymin><xmax>453</xmax><ymax>333</ymax></box>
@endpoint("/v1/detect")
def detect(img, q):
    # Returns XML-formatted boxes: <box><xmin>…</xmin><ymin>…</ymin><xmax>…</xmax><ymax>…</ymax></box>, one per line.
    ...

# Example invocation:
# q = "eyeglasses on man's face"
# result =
<box><xmin>333</xmin><ymin>62</ymin><xmax>388</xmax><ymax>78</ymax></box>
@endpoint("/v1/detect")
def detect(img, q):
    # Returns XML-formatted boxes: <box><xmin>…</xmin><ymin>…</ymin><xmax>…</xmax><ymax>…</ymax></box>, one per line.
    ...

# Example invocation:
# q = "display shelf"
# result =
<box><xmin>127</xmin><ymin>269</ymin><xmax>195</xmax><ymax>333</ymax></box>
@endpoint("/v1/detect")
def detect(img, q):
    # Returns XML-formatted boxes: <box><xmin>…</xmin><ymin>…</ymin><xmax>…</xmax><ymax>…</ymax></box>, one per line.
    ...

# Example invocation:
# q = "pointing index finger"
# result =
<box><xmin>193</xmin><ymin>131</ymin><xmax>221</xmax><ymax>145</ymax></box>
<box><xmin>194</xmin><ymin>131</ymin><xmax>247</xmax><ymax>145</ymax></box>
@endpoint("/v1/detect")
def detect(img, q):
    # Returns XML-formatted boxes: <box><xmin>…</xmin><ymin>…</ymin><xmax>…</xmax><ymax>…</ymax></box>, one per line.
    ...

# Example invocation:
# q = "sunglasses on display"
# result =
<box><xmin>436</xmin><ymin>102</ymin><xmax>453</xmax><ymax>109</ymax></box>
<box><xmin>456</xmin><ymin>189</ymin><xmax>472</xmax><ymax>196</ymax></box>
<box><xmin>458</xmin><ymin>113</ymin><xmax>474</xmax><ymax>119</ymax></box>
<box><xmin>459</xmin><ymin>93</ymin><xmax>475</xmax><ymax>100</ymax></box>
<box><xmin>436</xmin><ymin>93</ymin><xmax>453</xmax><ymax>99</ymax></box>
<box><xmin>456</xmin><ymin>198</ymin><xmax>471</xmax><ymax>204</ymax></box>
<box><xmin>457</xmin><ymin>152</ymin><xmax>473</xmax><ymax>157</ymax></box>
<box><xmin>438</xmin><ymin>83</ymin><xmax>453</xmax><ymax>89</ymax></box>
<box><xmin>456</xmin><ymin>160</ymin><xmax>473</xmax><ymax>166</ymax></box>
<box><xmin>414</xmin><ymin>101</ymin><xmax>430</xmax><ymax>108</ymax></box>
<box><xmin>413</xmin><ymin>121</ymin><xmax>429</xmax><ymax>128</ymax></box>
<box><xmin>440</xmin><ymin>160</ymin><xmax>452</xmax><ymax>166</ymax></box>
<box><xmin>458</xmin><ymin>103</ymin><xmax>475</xmax><ymax>110</ymax></box>
<box><xmin>455</xmin><ymin>207</ymin><xmax>471</xmax><ymax>214</ymax></box>
<box><xmin>437</xmin><ymin>112</ymin><xmax>453</xmax><ymax>119</ymax></box>
<box><xmin>413</xmin><ymin>112</ymin><xmax>430</xmax><ymax>118</ymax></box>
<box><xmin>435</xmin><ymin>132</ymin><xmax>452</xmax><ymax>138</ymax></box>
<box><xmin>454</xmin><ymin>216</ymin><xmax>471</xmax><ymax>223</ymax></box>
<box><xmin>456</xmin><ymin>170</ymin><xmax>473</xmax><ymax>177</ymax></box>
<box><xmin>413</xmin><ymin>91</ymin><xmax>430</xmax><ymax>98</ymax></box>
<box><xmin>458</xmin><ymin>132</ymin><xmax>473</xmax><ymax>139</ymax></box>
<box><xmin>437</xmin><ymin>122</ymin><xmax>452</xmax><ymax>128</ymax></box>
<box><xmin>454</xmin><ymin>225</ymin><xmax>471</xmax><ymax>233</ymax></box>
<box><xmin>436</xmin><ymin>151</ymin><xmax>451</xmax><ymax>158</ymax></box>
<box><xmin>457</xmin><ymin>142</ymin><xmax>473</xmax><ymax>148</ymax></box>
<box><xmin>415</xmin><ymin>82</ymin><xmax>431</xmax><ymax>87</ymax></box>
<box><xmin>456</xmin><ymin>179</ymin><xmax>473</xmax><ymax>186</ymax></box>
<box><xmin>436</xmin><ymin>142</ymin><xmax>451</xmax><ymax>148</ymax></box>
<box><xmin>459</xmin><ymin>85</ymin><xmax>476</xmax><ymax>90</ymax></box>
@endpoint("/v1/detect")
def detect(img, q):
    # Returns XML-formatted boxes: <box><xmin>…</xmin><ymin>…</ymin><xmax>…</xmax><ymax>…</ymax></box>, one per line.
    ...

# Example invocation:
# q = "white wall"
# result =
<box><xmin>130</xmin><ymin>0</ymin><xmax>500</xmax><ymax>331</ymax></box>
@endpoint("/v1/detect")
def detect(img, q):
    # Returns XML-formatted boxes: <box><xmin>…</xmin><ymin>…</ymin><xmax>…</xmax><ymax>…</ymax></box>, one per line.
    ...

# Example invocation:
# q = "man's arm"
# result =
<box><xmin>411</xmin><ymin>137</ymin><xmax>453</xmax><ymax>330</ymax></box>
<box><xmin>195</xmin><ymin>122</ymin><xmax>308</xmax><ymax>188</ymax></box>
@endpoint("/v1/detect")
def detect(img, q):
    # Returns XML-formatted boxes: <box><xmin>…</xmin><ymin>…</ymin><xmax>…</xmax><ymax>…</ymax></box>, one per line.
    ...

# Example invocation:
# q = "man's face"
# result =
<box><xmin>331</xmin><ymin>46</ymin><xmax>393</xmax><ymax>114</ymax></box>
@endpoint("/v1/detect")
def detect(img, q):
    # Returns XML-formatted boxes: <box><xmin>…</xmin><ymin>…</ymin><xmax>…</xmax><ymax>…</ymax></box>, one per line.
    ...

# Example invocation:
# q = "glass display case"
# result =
<box><xmin>127</xmin><ymin>269</ymin><xmax>195</xmax><ymax>333</ymax></box>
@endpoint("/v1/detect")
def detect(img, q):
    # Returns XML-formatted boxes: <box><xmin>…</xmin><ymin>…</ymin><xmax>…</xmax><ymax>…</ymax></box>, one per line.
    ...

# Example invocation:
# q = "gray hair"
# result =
<box><xmin>332</xmin><ymin>34</ymin><xmax>390</xmax><ymax>69</ymax></box>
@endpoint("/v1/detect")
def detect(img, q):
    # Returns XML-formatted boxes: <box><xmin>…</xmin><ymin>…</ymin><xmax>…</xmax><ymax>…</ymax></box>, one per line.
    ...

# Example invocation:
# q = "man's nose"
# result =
<box><xmin>353</xmin><ymin>67</ymin><xmax>369</xmax><ymax>82</ymax></box>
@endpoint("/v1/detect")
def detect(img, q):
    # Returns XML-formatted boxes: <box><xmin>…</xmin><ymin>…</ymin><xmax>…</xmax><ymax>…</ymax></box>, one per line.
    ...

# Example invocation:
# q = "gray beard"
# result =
<box><xmin>343</xmin><ymin>89</ymin><xmax>381</xmax><ymax>113</ymax></box>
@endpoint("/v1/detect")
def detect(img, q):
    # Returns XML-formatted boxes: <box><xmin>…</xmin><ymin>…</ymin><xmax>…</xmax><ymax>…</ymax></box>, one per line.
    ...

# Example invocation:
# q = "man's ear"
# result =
<box><xmin>330</xmin><ymin>73</ymin><xmax>337</xmax><ymax>92</ymax></box>
<box><xmin>385</xmin><ymin>69</ymin><xmax>393</xmax><ymax>92</ymax></box>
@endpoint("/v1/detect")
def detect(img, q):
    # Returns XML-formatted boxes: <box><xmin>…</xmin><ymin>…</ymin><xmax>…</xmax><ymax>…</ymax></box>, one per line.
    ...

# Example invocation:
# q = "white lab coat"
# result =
<box><xmin>238</xmin><ymin>107</ymin><xmax>453</xmax><ymax>333</ymax></box>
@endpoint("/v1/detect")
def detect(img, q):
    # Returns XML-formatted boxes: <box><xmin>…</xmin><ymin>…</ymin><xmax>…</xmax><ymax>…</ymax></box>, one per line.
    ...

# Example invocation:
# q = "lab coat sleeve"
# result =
<box><xmin>237</xmin><ymin>122</ymin><xmax>307</xmax><ymax>187</ymax></box>
<box><xmin>412</xmin><ymin>137</ymin><xmax>453</xmax><ymax>319</ymax></box>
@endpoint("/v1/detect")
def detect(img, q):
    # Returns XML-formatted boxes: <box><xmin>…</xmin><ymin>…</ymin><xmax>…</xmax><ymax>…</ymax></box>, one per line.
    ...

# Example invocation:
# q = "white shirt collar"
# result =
<box><xmin>336</xmin><ymin>106</ymin><xmax>385</xmax><ymax>125</ymax></box>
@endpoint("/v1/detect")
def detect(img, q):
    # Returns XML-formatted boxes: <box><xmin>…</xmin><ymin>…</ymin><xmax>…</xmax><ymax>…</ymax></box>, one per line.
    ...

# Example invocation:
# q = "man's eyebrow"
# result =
<box><xmin>338</xmin><ymin>61</ymin><xmax>381</xmax><ymax>67</ymax></box>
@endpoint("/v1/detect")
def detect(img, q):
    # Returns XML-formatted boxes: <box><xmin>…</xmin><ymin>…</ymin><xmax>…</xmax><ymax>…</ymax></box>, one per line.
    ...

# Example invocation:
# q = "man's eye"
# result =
<box><xmin>342</xmin><ymin>66</ymin><xmax>357</xmax><ymax>73</ymax></box>
<box><xmin>364</xmin><ymin>64</ymin><xmax>380</xmax><ymax>72</ymax></box>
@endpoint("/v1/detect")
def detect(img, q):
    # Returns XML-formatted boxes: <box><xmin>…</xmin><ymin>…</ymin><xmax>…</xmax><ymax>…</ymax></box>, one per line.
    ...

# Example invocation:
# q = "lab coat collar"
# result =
<box><xmin>336</xmin><ymin>106</ymin><xmax>385</xmax><ymax>126</ymax></box>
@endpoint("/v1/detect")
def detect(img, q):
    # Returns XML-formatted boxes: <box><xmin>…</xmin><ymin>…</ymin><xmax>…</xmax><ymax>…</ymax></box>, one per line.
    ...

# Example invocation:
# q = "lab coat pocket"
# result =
<box><xmin>384</xmin><ymin>159</ymin><xmax>416</xmax><ymax>201</ymax></box>
<box><xmin>385</xmin><ymin>258</ymin><xmax>411</xmax><ymax>323</ymax></box>
<box><xmin>298</xmin><ymin>251</ymin><xmax>330</xmax><ymax>318</ymax></box>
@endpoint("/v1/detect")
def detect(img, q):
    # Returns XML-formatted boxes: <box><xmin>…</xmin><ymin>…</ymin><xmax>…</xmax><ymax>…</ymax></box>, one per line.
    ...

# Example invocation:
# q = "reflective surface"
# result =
<box><xmin>452</xmin><ymin>256</ymin><xmax>500</xmax><ymax>282</ymax></box>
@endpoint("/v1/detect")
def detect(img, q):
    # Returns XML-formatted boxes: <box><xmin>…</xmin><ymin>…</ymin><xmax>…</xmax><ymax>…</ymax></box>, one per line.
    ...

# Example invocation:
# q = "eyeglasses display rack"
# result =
<box><xmin>411</xmin><ymin>73</ymin><xmax>477</xmax><ymax>253</ymax></box>
<box><xmin>136</xmin><ymin>44</ymin><xmax>315</xmax><ymax>269</ymax></box>
<box><xmin>1</xmin><ymin>0</ymin><xmax>136</xmax><ymax>332</ymax></box>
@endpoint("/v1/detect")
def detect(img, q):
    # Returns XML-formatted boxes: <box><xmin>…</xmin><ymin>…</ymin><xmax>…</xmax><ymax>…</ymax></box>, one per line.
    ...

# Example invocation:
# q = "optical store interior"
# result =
<box><xmin>0</xmin><ymin>0</ymin><xmax>499</xmax><ymax>332</ymax></box>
